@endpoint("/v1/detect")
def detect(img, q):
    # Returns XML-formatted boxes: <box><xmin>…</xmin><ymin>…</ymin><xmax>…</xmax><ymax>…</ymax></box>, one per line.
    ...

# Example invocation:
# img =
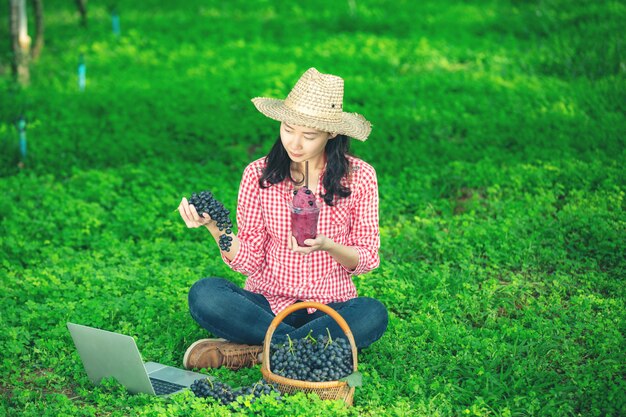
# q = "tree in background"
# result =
<box><xmin>9</xmin><ymin>0</ymin><xmax>44</xmax><ymax>86</ymax></box>
<box><xmin>32</xmin><ymin>0</ymin><xmax>44</xmax><ymax>59</ymax></box>
<box><xmin>75</xmin><ymin>0</ymin><xmax>86</xmax><ymax>27</ymax></box>
<box><xmin>9</xmin><ymin>0</ymin><xmax>30</xmax><ymax>85</ymax></box>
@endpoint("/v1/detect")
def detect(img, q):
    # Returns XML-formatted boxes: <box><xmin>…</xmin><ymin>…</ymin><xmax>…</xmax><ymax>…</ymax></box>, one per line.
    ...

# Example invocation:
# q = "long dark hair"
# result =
<box><xmin>259</xmin><ymin>134</ymin><xmax>352</xmax><ymax>206</ymax></box>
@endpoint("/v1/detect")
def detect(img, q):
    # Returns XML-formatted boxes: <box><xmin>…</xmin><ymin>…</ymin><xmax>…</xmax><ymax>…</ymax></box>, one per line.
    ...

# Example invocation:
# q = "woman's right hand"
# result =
<box><xmin>178</xmin><ymin>197</ymin><xmax>215</xmax><ymax>229</ymax></box>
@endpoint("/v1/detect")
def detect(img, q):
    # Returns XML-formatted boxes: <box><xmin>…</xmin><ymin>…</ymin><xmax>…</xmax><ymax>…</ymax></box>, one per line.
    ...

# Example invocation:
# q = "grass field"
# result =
<box><xmin>1</xmin><ymin>0</ymin><xmax>625</xmax><ymax>416</ymax></box>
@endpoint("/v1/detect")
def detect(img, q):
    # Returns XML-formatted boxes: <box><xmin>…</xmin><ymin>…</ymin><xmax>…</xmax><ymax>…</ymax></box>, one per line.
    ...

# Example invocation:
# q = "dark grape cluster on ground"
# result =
<box><xmin>188</xmin><ymin>190</ymin><xmax>234</xmax><ymax>251</ymax></box>
<box><xmin>190</xmin><ymin>379</ymin><xmax>236</xmax><ymax>405</ymax></box>
<box><xmin>190</xmin><ymin>378</ymin><xmax>280</xmax><ymax>406</ymax></box>
<box><xmin>233</xmin><ymin>381</ymin><xmax>282</xmax><ymax>403</ymax></box>
<box><xmin>270</xmin><ymin>334</ymin><xmax>353</xmax><ymax>382</ymax></box>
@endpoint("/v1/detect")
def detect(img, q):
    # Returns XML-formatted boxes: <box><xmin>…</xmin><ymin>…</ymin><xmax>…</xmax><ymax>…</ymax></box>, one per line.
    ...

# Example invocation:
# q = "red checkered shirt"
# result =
<box><xmin>221</xmin><ymin>155</ymin><xmax>380</xmax><ymax>314</ymax></box>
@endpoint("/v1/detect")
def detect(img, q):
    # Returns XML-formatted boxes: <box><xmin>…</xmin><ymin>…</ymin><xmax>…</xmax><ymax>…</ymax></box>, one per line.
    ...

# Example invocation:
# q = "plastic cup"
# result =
<box><xmin>288</xmin><ymin>201</ymin><xmax>321</xmax><ymax>247</ymax></box>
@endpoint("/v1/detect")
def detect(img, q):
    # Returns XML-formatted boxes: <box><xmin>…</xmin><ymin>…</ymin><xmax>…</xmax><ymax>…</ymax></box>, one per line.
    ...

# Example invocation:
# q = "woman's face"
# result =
<box><xmin>280</xmin><ymin>122</ymin><xmax>336</xmax><ymax>166</ymax></box>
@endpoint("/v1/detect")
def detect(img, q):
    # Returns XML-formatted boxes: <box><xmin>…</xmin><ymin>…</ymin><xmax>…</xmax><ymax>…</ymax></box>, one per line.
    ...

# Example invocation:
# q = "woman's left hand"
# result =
<box><xmin>288</xmin><ymin>234</ymin><xmax>333</xmax><ymax>254</ymax></box>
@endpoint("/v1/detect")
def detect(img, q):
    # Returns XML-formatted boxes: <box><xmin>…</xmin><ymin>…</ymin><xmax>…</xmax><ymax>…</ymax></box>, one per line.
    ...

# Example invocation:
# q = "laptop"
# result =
<box><xmin>67</xmin><ymin>322</ymin><xmax>210</xmax><ymax>396</ymax></box>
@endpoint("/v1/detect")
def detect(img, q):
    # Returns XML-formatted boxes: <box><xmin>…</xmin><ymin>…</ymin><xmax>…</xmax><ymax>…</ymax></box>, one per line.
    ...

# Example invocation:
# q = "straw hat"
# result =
<box><xmin>251</xmin><ymin>68</ymin><xmax>372</xmax><ymax>141</ymax></box>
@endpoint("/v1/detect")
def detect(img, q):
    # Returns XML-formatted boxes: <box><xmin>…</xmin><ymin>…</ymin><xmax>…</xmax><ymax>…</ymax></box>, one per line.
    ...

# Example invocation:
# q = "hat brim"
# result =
<box><xmin>251</xmin><ymin>97</ymin><xmax>371</xmax><ymax>141</ymax></box>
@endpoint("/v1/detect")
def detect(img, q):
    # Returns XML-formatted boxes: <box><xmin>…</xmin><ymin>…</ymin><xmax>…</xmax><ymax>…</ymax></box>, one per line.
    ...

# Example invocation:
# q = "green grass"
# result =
<box><xmin>1</xmin><ymin>0</ymin><xmax>625</xmax><ymax>416</ymax></box>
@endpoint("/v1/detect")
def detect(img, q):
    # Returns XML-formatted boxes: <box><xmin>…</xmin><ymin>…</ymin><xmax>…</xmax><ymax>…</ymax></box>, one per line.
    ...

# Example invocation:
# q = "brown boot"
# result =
<box><xmin>183</xmin><ymin>338</ymin><xmax>263</xmax><ymax>370</ymax></box>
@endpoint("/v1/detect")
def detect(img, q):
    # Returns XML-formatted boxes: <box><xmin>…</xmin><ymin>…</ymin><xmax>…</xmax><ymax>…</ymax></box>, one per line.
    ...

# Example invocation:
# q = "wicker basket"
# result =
<box><xmin>261</xmin><ymin>302</ymin><xmax>358</xmax><ymax>406</ymax></box>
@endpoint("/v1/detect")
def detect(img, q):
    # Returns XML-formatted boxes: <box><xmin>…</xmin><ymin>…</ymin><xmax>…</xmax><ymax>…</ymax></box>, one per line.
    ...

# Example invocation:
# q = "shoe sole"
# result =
<box><xmin>182</xmin><ymin>338</ymin><xmax>226</xmax><ymax>369</ymax></box>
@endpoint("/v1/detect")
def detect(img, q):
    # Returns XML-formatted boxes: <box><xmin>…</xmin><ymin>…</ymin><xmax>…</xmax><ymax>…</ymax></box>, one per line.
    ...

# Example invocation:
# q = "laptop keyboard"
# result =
<box><xmin>149</xmin><ymin>377</ymin><xmax>186</xmax><ymax>395</ymax></box>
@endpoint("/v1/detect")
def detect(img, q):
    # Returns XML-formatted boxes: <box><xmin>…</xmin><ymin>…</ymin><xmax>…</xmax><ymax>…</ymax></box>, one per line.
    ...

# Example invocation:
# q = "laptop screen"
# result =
<box><xmin>67</xmin><ymin>322</ymin><xmax>156</xmax><ymax>395</ymax></box>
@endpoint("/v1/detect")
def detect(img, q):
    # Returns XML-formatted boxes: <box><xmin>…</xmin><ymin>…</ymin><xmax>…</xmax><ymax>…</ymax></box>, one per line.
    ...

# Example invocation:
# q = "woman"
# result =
<box><xmin>178</xmin><ymin>68</ymin><xmax>388</xmax><ymax>370</ymax></box>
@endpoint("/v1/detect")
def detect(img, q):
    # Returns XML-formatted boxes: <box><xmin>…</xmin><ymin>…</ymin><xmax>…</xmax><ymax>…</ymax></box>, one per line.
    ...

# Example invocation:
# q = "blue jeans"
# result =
<box><xmin>188</xmin><ymin>277</ymin><xmax>388</xmax><ymax>349</ymax></box>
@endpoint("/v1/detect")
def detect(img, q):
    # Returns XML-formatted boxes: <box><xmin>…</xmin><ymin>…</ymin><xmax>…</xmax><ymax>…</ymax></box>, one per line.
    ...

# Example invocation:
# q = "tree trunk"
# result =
<box><xmin>31</xmin><ymin>0</ymin><xmax>44</xmax><ymax>60</ymax></box>
<box><xmin>75</xmin><ymin>0</ymin><xmax>87</xmax><ymax>27</ymax></box>
<box><xmin>9</xmin><ymin>1</ymin><xmax>18</xmax><ymax>77</ymax></box>
<box><xmin>10</xmin><ymin>0</ymin><xmax>31</xmax><ymax>85</ymax></box>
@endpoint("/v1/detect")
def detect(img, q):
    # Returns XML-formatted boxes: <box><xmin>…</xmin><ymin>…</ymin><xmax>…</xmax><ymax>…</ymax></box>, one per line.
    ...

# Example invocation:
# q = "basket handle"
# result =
<box><xmin>261</xmin><ymin>301</ymin><xmax>358</xmax><ymax>374</ymax></box>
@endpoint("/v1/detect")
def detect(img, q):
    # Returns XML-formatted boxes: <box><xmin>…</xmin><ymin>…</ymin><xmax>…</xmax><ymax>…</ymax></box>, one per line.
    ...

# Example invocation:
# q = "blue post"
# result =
<box><xmin>112</xmin><ymin>9</ymin><xmax>121</xmax><ymax>36</ymax></box>
<box><xmin>18</xmin><ymin>116</ymin><xmax>27</xmax><ymax>162</ymax></box>
<box><xmin>78</xmin><ymin>54</ymin><xmax>86</xmax><ymax>91</ymax></box>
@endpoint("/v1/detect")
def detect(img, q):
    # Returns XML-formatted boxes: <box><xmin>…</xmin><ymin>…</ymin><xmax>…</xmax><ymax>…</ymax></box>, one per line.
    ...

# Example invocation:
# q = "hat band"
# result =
<box><xmin>284</xmin><ymin>98</ymin><xmax>343</xmax><ymax>123</ymax></box>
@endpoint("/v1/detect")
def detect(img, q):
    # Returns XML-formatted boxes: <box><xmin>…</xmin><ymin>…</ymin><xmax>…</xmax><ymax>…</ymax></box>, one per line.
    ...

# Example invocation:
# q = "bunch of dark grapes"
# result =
<box><xmin>188</xmin><ymin>190</ymin><xmax>234</xmax><ymax>252</ymax></box>
<box><xmin>232</xmin><ymin>381</ymin><xmax>281</xmax><ymax>404</ymax></box>
<box><xmin>190</xmin><ymin>378</ymin><xmax>280</xmax><ymax>406</ymax></box>
<box><xmin>270</xmin><ymin>333</ymin><xmax>353</xmax><ymax>382</ymax></box>
<box><xmin>190</xmin><ymin>378</ymin><xmax>235</xmax><ymax>405</ymax></box>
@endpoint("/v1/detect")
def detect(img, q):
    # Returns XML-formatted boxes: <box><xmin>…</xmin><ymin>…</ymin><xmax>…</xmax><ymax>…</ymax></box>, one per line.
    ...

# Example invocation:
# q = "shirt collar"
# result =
<box><xmin>279</xmin><ymin>158</ymin><xmax>328</xmax><ymax>202</ymax></box>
